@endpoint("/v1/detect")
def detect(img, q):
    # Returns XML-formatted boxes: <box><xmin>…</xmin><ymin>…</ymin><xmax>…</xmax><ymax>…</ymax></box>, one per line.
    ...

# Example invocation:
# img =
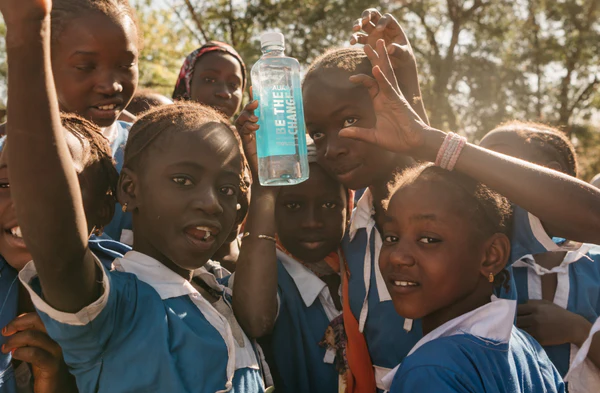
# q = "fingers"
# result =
<box><xmin>363</xmin><ymin>41</ymin><xmax>401</xmax><ymax>98</ymax></box>
<box><xmin>234</xmin><ymin>100</ymin><xmax>260</xmax><ymax>138</ymax></box>
<box><xmin>516</xmin><ymin>302</ymin><xmax>537</xmax><ymax>316</ymax></box>
<box><xmin>348</xmin><ymin>74</ymin><xmax>379</xmax><ymax>100</ymax></box>
<box><xmin>353</xmin><ymin>9</ymin><xmax>382</xmax><ymax>34</ymax></box>
<box><xmin>11</xmin><ymin>347</ymin><xmax>61</xmax><ymax>373</ymax></box>
<box><xmin>516</xmin><ymin>314</ymin><xmax>535</xmax><ymax>329</ymax></box>
<box><xmin>338</xmin><ymin>126</ymin><xmax>378</xmax><ymax>145</ymax></box>
<box><xmin>2</xmin><ymin>329</ymin><xmax>62</xmax><ymax>359</ymax></box>
<box><xmin>3</xmin><ymin>312</ymin><xmax>47</xmax><ymax>336</ymax></box>
<box><xmin>350</xmin><ymin>32</ymin><xmax>368</xmax><ymax>45</ymax></box>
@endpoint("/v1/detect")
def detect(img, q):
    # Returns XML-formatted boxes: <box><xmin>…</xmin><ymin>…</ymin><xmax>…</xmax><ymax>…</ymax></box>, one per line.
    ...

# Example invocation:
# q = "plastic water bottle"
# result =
<box><xmin>251</xmin><ymin>32</ymin><xmax>309</xmax><ymax>186</ymax></box>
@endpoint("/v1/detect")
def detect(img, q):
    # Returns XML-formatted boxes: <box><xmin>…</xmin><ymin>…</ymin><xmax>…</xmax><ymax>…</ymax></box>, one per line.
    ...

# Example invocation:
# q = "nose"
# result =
<box><xmin>192</xmin><ymin>188</ymin><xmax>224</xmax><ymax>216</ymax></box>
<box><xmin>300</xmin><ymin>205</ymin><xmax>324</xmax><ymax>230</ymax></box>
<box><xmin>215</xmin><ymin>82</ymin><xmax>232</xmax><ymax>100</ymax></box>
<box><xmin>324</xmin><ymin>132</ymin><xmax>349</xmax><ymax>160</ymax></box>
<box><xmin>387</xmin><ymin>242</ymin><xmax>416</xmax><ymax>268</ymax></box>
<box><xmin>95</xmin><ymin>71</ymin><xmax>123</xmax><ymax>96</ymax></box>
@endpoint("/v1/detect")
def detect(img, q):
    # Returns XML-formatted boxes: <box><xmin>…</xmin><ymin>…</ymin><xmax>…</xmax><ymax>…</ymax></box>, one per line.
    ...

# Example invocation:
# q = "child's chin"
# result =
<box><xmin>392</xmin><ymin>302</ymin><xmax>426</xmax><ymax>321</ymax></box>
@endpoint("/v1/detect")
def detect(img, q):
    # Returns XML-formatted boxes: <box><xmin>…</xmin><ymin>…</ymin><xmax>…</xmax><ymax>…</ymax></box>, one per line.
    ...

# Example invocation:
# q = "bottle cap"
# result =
<box><xmin>260</xmin><ymin>32</ymin><xmax>285</xmax><ymax>48</ymax></box>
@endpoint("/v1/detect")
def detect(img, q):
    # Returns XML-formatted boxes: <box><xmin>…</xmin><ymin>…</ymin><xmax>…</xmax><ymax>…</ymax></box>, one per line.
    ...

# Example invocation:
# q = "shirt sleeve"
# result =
<box><xmin>18</xmin><ymin>256</ymin><xmax>134</xmax><ymax>367</ymax></box>
<box><xmin>391</xmin><ymin>365</ymin><xmax>478</xmax><ymax>393</ymax></box>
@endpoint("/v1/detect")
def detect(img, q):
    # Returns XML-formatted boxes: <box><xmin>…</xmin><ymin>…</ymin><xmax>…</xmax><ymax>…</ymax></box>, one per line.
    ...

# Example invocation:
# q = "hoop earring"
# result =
<box><xmin>93</xmin><ymin>226</ymin><xmax>104</xmax><ymax>236</ymax></box>
<box><xmin>488</xmin><ymin>272</ymin><xmax>494</xmax><ymax>283</ymax></box>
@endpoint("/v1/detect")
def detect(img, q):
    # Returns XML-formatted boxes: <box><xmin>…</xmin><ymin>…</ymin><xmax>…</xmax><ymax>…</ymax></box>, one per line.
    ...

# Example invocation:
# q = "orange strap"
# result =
<box><xmin>342</xmin><ymin>257</ymin><xmax>376</xmax><ymax>393</ymax></box>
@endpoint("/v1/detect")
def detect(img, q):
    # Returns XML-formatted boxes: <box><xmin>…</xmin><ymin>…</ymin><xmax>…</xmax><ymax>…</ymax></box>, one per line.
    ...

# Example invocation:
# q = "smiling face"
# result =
<box><xmin>52</xmin><ymin>11</ymin><xmax>139</xmax><ymax>128</ymax></box>
<box><xmin>303</xmin><ymin>69</ymin><xmax>399</xmax><ymax>190</ymax></box>
<box><xmin>276</xmin><ymin>163</ymin><xmax>347</xmax><ymax>263</ymax></box>
<box><xmin>190</xmin><ymin>52</ymin><xmax>244</xmax><ymax>118</ymax></box>
<box><xmin>121</xmin><ymin>123</ymin><xmax>242</xmax><ymax>276</ymax></box>
<box><xmin>379</xmin><ymin>179</ymin><xmax>491</xmax><ymax>321</ymax></box>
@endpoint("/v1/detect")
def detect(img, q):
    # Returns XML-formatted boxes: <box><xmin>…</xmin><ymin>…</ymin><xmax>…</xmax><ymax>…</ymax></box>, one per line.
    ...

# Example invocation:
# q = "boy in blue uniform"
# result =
<box><xmin>480</xmin><ymin>122</ymin><xmax>600</xmax><ymax>391</ymax></box>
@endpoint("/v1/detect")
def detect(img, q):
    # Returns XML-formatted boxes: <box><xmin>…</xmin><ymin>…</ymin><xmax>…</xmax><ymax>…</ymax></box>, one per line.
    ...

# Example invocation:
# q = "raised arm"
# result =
<box><xmin>231</xmin><ymin>99</ymin><xmax>279</xmax><ymax>338</ymax></box>
<box><xmin>1</xmin><ymin>0</ymin><xmax>101</xmax><ymax>312</ymax></box>
<box><xmin>340</xmin><ymin>40</ymin><xmax>600</xmax><ymax>244</ymax></box>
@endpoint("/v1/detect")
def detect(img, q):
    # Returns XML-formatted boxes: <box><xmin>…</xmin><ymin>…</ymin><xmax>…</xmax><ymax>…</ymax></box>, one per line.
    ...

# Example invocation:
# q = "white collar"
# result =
<box><xmin>381</xmin><ymin>297</ymin><xmax>516</xmax><ymax>390</ymax></box>
<box><xmin>113</xmin><ymin>251</ymin><xmax>225</xmax><ymax>300</ymax></box>
<box><xmin>514</xmin><ymin>244</ymin><xmax>593</xmax><ymax>275</ymax></box>
<box><xmin>349</xmin><ymin>188</ymin><xmax>375</xmax><ymax>240</ymax></box>
<box><xmin>101</xmin><ymin>122</ymin><xmax>119</xmax><ymax>145</ymax></box>
<box><xmin>277</xmin><ymin>249</ymin><xmax>328</xmax><ymax>308</ymax></box>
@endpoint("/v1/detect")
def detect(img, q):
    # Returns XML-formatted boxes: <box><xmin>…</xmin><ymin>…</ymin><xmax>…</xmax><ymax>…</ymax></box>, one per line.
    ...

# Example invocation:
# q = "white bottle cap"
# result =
<box><xmin>260</xmin><ymin>32</ymin><xmax>285</xmax><ymax>48</ymax></box>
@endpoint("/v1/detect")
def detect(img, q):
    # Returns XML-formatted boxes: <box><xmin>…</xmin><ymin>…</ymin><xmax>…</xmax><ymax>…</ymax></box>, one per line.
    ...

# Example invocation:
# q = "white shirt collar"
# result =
<box><xmin>349</xmin><ymin>188</ymin><xmax>375</xmax><ymax>240</ymax></box>
<box><xmin>514</xmin><ymin>244</ymin><xmax>593</xmax><ymax>275</ymax></box>
<box><xmin>382</xmin><ymin>297</ymin><xmax>516</xmax><ymax>390</ymax></box>
<box><xmin>113</xmin><ymin>251</ymin><xmax>225</xmax><ymax>300</ymax></box>
<box><xmin>277</xmin><ymin>249</ymin><xmax>328</xmax><ymax>308</ymax></box>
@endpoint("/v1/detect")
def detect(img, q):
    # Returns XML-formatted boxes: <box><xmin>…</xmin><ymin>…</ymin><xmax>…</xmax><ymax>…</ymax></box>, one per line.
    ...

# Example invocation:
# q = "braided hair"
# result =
<box><xmin>304</xmin><ymin>47</ymin><xmax>372</xmax><ymax>86</ymax></box>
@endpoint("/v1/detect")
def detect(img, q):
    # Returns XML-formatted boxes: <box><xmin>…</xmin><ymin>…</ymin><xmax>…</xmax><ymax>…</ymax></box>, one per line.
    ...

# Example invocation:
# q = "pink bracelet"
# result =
<box><xmin>435</xmin><ymin>132</ymin><xmax>467</xmax><ymax>171</ymax></box>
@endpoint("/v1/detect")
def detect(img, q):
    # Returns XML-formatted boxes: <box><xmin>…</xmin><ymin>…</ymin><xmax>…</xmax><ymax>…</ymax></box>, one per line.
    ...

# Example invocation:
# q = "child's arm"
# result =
<box><xmin>1</xmin><ymin>1</ymin><xmax>101</xmax><ymax>312</ymax></box>
<box><xmin>340</xmin><ymin>40</ymin><xmax>600</xmax><ymax>244</ymax></box>
<box><xmin>2</xmin><ymin>313</ymin><xmax>78</xmax><ymax>393</ymax></box>
<box><xmin>517</xmin><ymin>300</ymin><xmax>600</xmax><ymax>370</ymax></box>
<box><xmin>231</xmin><ymin>99</ymin><xmax>279</xmax><ymax>338</ymax></box>
<box><xmin>351</xmin><ymin>9</ymin><xmax>429</xmax><ymax>125</ymax></box>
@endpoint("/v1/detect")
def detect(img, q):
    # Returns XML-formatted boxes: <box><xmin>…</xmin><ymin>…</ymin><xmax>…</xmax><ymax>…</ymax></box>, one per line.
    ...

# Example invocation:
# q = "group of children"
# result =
<box><xmin>0</xmin><ymin>1</ymin><xmax>598</xmax><ymax>392</ymax></box>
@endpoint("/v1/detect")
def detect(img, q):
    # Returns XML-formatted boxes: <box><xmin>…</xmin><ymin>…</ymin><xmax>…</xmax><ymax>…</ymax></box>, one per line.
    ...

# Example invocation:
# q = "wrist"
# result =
<box><xmin>412</xmin><ymin>127</ymin><xmax>446</xmax><ymax>162</ymax></box>
<box><xmin>250</xmin><ymin>184</ymin><xmax>279</xmax><ymax>199</ymax></box>
<box><xmin>5</xmin><ymin>18</ymin><xmax>50</xmax><ymax>49</ymax></box>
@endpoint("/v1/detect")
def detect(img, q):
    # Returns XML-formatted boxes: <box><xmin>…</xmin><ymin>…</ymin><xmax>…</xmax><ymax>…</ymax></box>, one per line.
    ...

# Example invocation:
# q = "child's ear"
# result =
<box><xmin>118</xmin><ymin>168</ymin><xmax>139</xmax><ymax>211</ymax></box>
<box><xmin>480</xmin><ymin>233</ymin><xmax>511</xmax><ymax>279</ymax></box>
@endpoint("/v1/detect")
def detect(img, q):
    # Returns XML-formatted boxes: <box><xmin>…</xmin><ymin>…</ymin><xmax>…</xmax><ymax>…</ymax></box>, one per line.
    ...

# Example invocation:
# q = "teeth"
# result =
<box><xmin>196</xmin><ymin>226</ymin><xmax>212</xmax><ymax>240</ymax></box>
<box><xmin>97</xmin><ymin>104</ymin><xmax>116</xmax><ymax>111</ymax></box>
<box><xmin>10</xmin><ymin>226</ymin><xmax>23</xmax><ymax>238</ymax></box>
<box><xmin>394</xmin><ymin>281</ymin><xmax>418</xmax><ymax>287</ymax></box>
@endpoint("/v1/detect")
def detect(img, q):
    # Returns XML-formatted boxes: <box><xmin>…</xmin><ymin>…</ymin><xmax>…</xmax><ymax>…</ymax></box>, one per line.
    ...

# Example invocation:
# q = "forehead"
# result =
<box><xmin>151</xmin><ymin>123</ymin><xmax>242</xmax><ymax>173</ymax></box>
<box><xmin>279</xmin><ymin>164</ymin><xmax>345</xmax><ymax>199</ymax></box>
<box><xmin>303</xmin><ymin>71</ymin><xmax>373</xmax><ymax>118</ymax></box>
<box><xmin>194</xmin><ymin>52</ymin><xmax>242</xmax><ymax>76</ymax></box>
<box><xmin>54</xmin><ymin>12</ymin><xmax>138</xmax><ymax>55</ymax></box>
<box><xmin>479</xmin><ymin>130</ymin><xmax>537</xmax><ymax>161</ymax></box>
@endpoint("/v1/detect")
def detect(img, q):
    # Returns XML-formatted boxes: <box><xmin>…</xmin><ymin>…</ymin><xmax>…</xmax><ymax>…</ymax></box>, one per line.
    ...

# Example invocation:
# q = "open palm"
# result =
<box><xmin>340</xmin><ymin>40</ymin><xmax>427</xmax><ymax>154</ymax></box>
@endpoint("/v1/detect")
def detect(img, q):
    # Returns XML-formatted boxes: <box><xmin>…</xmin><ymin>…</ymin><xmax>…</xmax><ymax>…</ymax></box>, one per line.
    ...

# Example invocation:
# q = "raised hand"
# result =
<box><xmin>0</xmin><ymin>0</ymin><xmax>51</xmax><ymax>26</ymax></box>
<box><xmin>351</xmin><ymin>9</ymin><xmax>418</xmax><ymax>78</ymax></box>
<box><xmin>339</xmin><ymin>40</ymin><xmax>429</xmax><ymax>154</ymax></box>
<box><xmin>234</xmin><ymin>88</ymin><xmax>260</xmax><ymax>181</ymax></box>
<box><xmin>2</xmin><ymin>313</ymin><xmax>78</xmax><ymax>393</ymax></box>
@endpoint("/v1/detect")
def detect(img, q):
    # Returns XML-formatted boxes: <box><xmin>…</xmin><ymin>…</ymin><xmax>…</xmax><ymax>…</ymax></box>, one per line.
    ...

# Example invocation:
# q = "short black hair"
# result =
<box><xmin>123</xmin><ymin>102</ymin><xmax>249</xmax><ymax>198</ymax></box>
<box><xmin>487</xmin><ymin>121</ymin><xmax>578</xmax><ymax>177</ymax></box>
<box><xmin>304</xmin><ymin>47</ymin><xmax>373</xmax><ymax>86</ymax></box>
<box><xmin>126</xmin><ymin>89</ymin><xmax>172</xmax><ymax>116</ymax></box>
<box><xmin>51</xmin><ymin>0</ymin><xmax>139</xmax><ymax>45</ymax></box>
<box><xmin>384</xmin><ymin>163</ymin><xmax>513</xmax><ymax>288</ymax></box>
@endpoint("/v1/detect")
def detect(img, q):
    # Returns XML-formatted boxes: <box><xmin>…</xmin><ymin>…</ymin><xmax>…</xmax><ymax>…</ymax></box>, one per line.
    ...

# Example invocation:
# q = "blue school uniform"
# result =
<box><xmin>382</xmin><ymin>297</ymin><xmax>565</xmax><ymax>393</ymax></box>
<box><xmin>19</xmin><ymin>251</ymin><xmax>264</xmax><ymax>393</ymax></box>
<box><xmin>343</xmin><ymin>191</ymin><xmax>564</xmax><ymax>390</ymax></box>
<box><xmin>513</xmin><ymin>244</ymin><xmax>600</xmax><ymax>391</ymax></box>
<box><xmin>264</xmin><ymin>250</ymin><xmax>341</xmax><ymax>393</ymax></box>
<box><xmin>0</xmin><ymin>258</ymin><xmax>20</xmax><ymax>393</ymax></box>
<box><xmin>103</xmin><ymin>121</ymin><xmax>133</xmax><ymax>245</ymax></box>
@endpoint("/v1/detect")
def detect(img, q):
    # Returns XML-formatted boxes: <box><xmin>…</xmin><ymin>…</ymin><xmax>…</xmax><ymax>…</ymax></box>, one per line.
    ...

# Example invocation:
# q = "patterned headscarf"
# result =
<box><xmin>172</xmin><ymin>41</ymin><xmax>247</xmax><ymax>100</ymax></box>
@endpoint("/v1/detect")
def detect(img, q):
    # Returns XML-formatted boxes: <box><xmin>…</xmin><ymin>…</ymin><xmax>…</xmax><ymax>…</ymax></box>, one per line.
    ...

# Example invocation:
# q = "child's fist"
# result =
<box><xmin>0</xmin><ymin>0</ymin><xmax>51</xmax><ymax>25</ymax></box>
<box><xmin>234</xmin><ymin>91</ymin><xmax>260</xmax><ymax>179</ymax></box>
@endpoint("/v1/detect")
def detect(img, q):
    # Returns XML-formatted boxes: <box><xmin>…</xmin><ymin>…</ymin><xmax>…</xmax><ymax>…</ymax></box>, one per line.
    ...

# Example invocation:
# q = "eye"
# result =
<box><xmin>204</xmin><ymin>77</ymin><xmax>216</xmax><ymax>84</ymax></box>
<box><xmin>383</xmin><ymin>235</ymin><xmax>399</xmax><ymax>244</ymax></box>
<box><xmin>418</xmin><ymin>237</ymin><xmax>440</xmax><ymax>244</ymax></box>
<box><xmin>219</xmin><ymin>186</ymin><xmax>237</xmax><ymax>196</ymax></box>
<box><xmin>120</xmin><ymin>63</ymin><xmax>136</xmax><ymax>70</ymax></box>
<box><xmin>75</xmin><ymin>64</ymin><xmax>95</xmax><ymax>72</ymax></box>
<box><xmin>285</xmin><ymin>202</ymin><xmax>301</xmax><ymax>210</ymax></box>
<box><xmin>229</xmin><ymin>82</ymin><xmax>241</xmax><ymax>90</ymax></box>
<box><xmin>322</xmin><ymin>202</ymin><xmax>337</xmax><ymax>209</ymax></box>
<box><xmin>172</xmin><ymin>176</ymin><xmax>193</xmax><ymax>186</ymax></box>
<box><xmin>343</xmin><ymin>117</ymin><xmax>358</xmax><ymax>128</ymax></box>
<box><xmin>0</xmin><ymin>182</ymin><xmax>9</xmax><ymax>189</ymax></box>
<box><xmin>311</xmin><ymin>132</ymin><xmax>325</xmax><ymax>141</ymax></box>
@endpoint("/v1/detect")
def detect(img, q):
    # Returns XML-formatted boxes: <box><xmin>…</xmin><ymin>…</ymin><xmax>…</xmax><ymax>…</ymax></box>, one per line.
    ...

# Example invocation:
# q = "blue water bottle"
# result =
<box><xmin>251</xmin><ymin>32</ymin><xmax>309</xmax><ymax>186</ymax></box>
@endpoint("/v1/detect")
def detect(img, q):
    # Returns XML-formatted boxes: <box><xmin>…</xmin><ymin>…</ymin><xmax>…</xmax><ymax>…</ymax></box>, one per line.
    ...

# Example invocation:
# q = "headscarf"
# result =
<box><xmin>275</xmin><ymin>137</ymin><xmax>354</xmax><ymax>275</ymax></box>
<box><xmin>172</xmin><ymin>41</ymin><xmax>247</xmax><ymax>101</ymax></box>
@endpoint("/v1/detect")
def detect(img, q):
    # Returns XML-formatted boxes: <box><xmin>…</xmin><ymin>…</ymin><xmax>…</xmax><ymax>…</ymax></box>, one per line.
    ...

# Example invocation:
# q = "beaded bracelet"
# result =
<box><xmin>241</xmin><ymin>232</ymin><xmax>277</xmax><ymax>242</ymax></box>
<box><xmin>435</xmin><ymin>132</ymin><xmax>467</xmax><ymax>171</ymax></box>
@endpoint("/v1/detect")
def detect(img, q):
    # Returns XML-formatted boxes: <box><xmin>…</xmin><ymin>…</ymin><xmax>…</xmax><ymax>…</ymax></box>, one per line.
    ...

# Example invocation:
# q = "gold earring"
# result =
<box><xmin>488</xmin><ymin>272</ymin><xmax>494</xmax><ymax>283</ymax></box>
<box><xmin>122</xmin><ymin>203</ymin><xmax>128</xmax><ymax>213</ymax></box>
<box><xmin>93</xmin><ymin>226</ymin><xmax>104</xmax><ymax>236</ymax></box>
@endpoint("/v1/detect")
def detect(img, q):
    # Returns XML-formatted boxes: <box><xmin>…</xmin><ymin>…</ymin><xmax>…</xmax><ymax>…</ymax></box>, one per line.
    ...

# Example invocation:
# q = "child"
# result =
<box><xmin>173</xmin><ymin>42</ymin><xmax>249</xmax><ymax>268</ymax></box>
<box><xmin>298</xmin><ymin>9</ymin><xmax>600</xmax><ymax>391</ymax></box>
<box><xmin>479</xmin><ymin>122</ymin><xmax>600</xmax><ymax>391</ymax></box>
<box><xmin>173</xmin><ymin>41</ymin><xmax>246</xmax><ymax>119</ymax></box>
<box><xmin>378</xmin><ymin>163</ymin><xmax>564</xmax><ymax>392</ymax></box>
<box><xmin>0</xmin><ymin>114</ymin><xmax>120</xmax><ymax>392</ymax></box>
<box><xmin>230</xmin><ymin>135</ymin><xmax>351</xmax><ymax>393</ymax></box>
<box><xmin>1</xmin><ymin>1</ymin><xmax>264</xmax><ymax>391</ymax></box>
<box><xmin>125</xmin><ymin>89</ymin><xmax>173</xmax><ymax>116</ymax></box>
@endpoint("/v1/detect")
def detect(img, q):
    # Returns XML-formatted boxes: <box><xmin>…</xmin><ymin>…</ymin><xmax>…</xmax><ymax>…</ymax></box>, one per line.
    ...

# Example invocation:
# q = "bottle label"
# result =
<box><xmin>257</xmin><ymin>85</ymin><xmax>299</xmax><ymax>158</ymax></box>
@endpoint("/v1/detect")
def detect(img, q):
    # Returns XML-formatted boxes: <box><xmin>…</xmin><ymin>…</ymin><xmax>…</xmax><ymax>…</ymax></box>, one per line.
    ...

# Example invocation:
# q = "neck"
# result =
<box><xmin>18</xmin><ymin>283</ymin><xmax>35</xmax><ymax>314</ymax></box>
<box><xmin>422</xmin><ymin>282</ymin><xmax>492</xmax><ymax>335</ymax></box>
<box><xmin>132</xmin><ymin>240</ymin><xmax>194</xmax><ymax>282</ymax></box>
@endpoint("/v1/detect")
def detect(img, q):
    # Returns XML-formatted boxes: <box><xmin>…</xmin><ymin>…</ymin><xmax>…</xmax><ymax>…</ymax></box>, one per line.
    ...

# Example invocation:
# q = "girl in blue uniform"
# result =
<box><xmin>480</xmin><ymin>122</ymin><xmax>600</xmax><ymax>391</ymax></box>
<box><xmin>0</xmin><ymin>0</ymin><xmax>263</xmax><ymax>390</ymax></box>
<box><xmin>230</xmin><ymin>132</ymin><xmax>351</xmax><ymax>392</ymax></box>
<box><xmin>293</xmin><ymin>9</ymin><xmax>600</xmax><ymax>391</ymax></box>
<box><xmin>0</xmin><ymin>114</ymin><xmax>119</xmax><ymax>392</ymax></box>
<box><xmin>335</xmin><ymin>40</ymin><xmax>564</xmax><ymax>393</ymax></box>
